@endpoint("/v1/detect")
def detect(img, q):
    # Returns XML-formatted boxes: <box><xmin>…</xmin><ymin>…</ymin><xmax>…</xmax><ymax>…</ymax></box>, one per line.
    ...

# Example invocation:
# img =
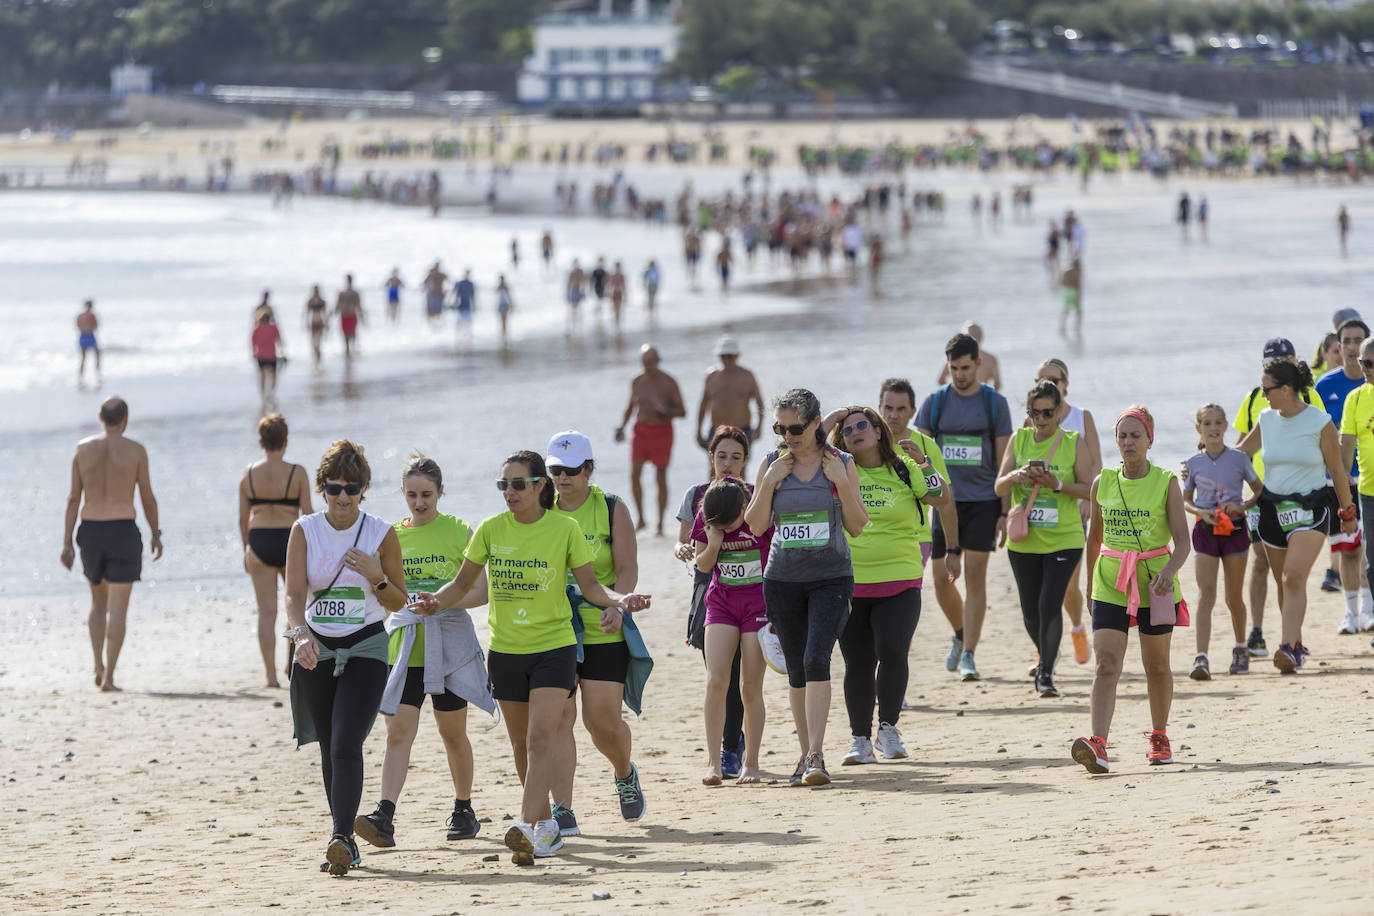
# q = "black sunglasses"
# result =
<box><xmin>840</xmin><ymin>419</ymin><xmax>872</xmax><ymax>437</ymax></box>
<box><xmin>1261</xmin><ymin>384</ymin><xmax>1284</xmax><ymax>394</ymax></box>
<box><xmin>1360</xmin><ymin>358</ymin><xmax>1374</xmax><ymax>370</ymax></box>
<box><xmin>323</xmin><ymin>483</ymin><xmax>363</xmax><ymax>496</ymax></box>
<box><xmin>550</xmin><ymin>463</ymin><xmax>588</xmax><ymax>477</ymax></box>
<box><xmin>496</xmin><ymin>477</ymin><xmax>543</xmax><ymax>492</ymax></box>
<box><xmin>1027</xmin><ymin>408</ymin><xmax>1056</xmax><ymax>420</ymax></box>
<box><xmin>773</xmin><ymin>422</ymin><xmax>811</xmax><ymax>437</ymax></box>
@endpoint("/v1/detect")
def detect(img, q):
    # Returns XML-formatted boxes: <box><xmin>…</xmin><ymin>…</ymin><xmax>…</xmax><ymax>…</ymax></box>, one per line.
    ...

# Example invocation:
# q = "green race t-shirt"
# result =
<box><xmin>903</xmin><ymin>427</ymin><xmax>948</xmax><ymax>546</ymax></box>
<box><xmin>465</xmin><ymin>510</ymin><xmax>593</xmax><ymax>654</ymax></box>
<box><xmin>389</xmin><ymin>513</ymin><xmax>472</xmax><ymax>666</ymax></box>
<box><xmin>1340</xmin><ymin>383</ymin><xmax>1374</xmax><ymax>497</ymax></box>
<box><xmin>555</xmin><ymin>484</ymin><xmax>626</xmax><ymax>646</ymax></box>
<box><xmin>1092</xmin><ymin>465</ymin><xmax>1181</xmax><ymax>606</ymax></box>
<box><xmin>1008</xmin><ymin>428</ymin><xmax>1086</xmax><ymax>555</ymax></box>
<box><xmin>847</xmin><ymin>457</ymin><xmax>928</xmax><ymax>584</ymax></box>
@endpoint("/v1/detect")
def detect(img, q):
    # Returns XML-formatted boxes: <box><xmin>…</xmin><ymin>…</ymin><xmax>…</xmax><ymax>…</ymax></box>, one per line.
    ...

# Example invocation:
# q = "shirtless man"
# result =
<box><xmin>423</xmin><ymin>262</ymin><xmax>448</xmax><ymax>323</ymax></box>
<box><xmin>936</xmin><ymin>321</ymin><xmax>1002</xmax><ymax>391</ymax></box>
<box><xmin>333</xmin><ymin>274</ymin><xmax>364</xmax><ymax>359</ymax></box>
<box><xmin>615</xmin><ymin>345</ymin><xmax>686</xmax><ymax>534</ymax></box>
<box><xmin>76</xmin><ymin>299</ymin><xmax>100</xmax><ymax>386</ymax></box>
<box><xmin>60</xmin><ymin>397</ymin><xmax>163</xmax><ymax>691</ymax></box>
<box><xmin>695</xmin><ymin>336</ymin><xmax>763</xmax><ymax>447</ymax></box>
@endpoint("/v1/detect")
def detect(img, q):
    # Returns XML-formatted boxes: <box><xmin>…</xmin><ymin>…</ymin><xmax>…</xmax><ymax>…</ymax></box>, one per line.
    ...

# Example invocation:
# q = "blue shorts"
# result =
<box><xmin>79</xmin><ymin>333</ymin><xmax>97</xmax><ymax>351</ymax></box>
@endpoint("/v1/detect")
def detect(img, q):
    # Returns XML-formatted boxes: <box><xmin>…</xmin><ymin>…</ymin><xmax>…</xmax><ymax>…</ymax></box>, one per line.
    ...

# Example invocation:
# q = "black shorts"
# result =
<box><xmin>396</xmin><ymin>665</ymin><xmax>467</xmax><ymax>712</ymax></box>
<box><xmin>488</xmin><ymin>646</ymin><xmax>577</xmax><ymax>702</ymax></box>
<box><xmin>76</xmin><ymin>519</ymin><xmax>142</xmax><ymax>584</ymax></box>
<box><xmin>1255</xmin><ymin>488</ymin><xmax>1337</xmax><ymax>549</ymax></box>
<box><xmin>932</xmin><ymin>498</ymin><xmax>1002</xmax><ymax>553</ymax></box>
<box><xmin>1092</xmin><ymin>599</ymin><xmax>1177</xmax><ymax>636</ymax></box>
<box><xmin>578</xmin><ymin>640</ymin><xmax>630</xmax><ymax>684</ymax></box>
<box><xmin>257</xmin><ymin>359</ymin><xmax>277</xmax><ymax>370</ymax></box>
<box><xmin>247</xmin><ymin>527</ymin><xmax>290</xmax><ymax>568</ymax></box>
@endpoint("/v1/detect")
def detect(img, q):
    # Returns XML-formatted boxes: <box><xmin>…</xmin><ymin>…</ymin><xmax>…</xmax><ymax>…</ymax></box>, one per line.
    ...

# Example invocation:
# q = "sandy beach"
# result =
<box><xmin>4</xmin><ymin>535</ymin><xmax>1372</xmax><ymax>913</ymax></box>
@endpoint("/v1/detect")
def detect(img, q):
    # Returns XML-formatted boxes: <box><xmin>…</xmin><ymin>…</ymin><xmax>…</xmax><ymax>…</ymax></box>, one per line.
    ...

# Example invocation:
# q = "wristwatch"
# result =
<box><xmin>1054</xmin><ymin>479</ymin><xmax>1064</xmax><ymax>492</ymax></box>
<box><xmin>283</xmin><ymin>625</ymin><xmax>308</xmax><ymax>641</ymax></box>
<box><xmin>945</xmin><ymin>546</ymin><xmax>963</xmax><ymax>556</ymax></box>
<box><xmin>1339</xmin><ymin>503</ymin><xmax>1358</xmax><ymax>522</ymax></box>
<box><xmin>373</xmin><ymin>577</ymin><xmax>390</xmax><ymax>592</ymax></box>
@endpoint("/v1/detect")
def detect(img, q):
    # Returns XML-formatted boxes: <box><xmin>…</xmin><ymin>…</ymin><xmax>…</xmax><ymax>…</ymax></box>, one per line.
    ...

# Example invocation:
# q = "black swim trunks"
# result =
<box><xmin>76</xmin><ymin>519</ymin><xmax>142</xmax><ymax>584</ymax></box>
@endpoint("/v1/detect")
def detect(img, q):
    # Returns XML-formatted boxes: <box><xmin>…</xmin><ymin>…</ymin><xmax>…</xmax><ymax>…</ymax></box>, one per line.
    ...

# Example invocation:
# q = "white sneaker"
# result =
<box><xmin>842</xmin><ymin>736</ymin><xmax>877</xmax><ymax>765</ymax></box>
<box><xmin>874</xmin><ymin>722</ymin><xmax>908</xmax><ymax>759</ymax></box>
<box><xmin>1337</xmin><ymin>607</ymin><xmax>1360</xmax><ymax>635</ymax></box>
<box><xmin>532</xmin><ymin>818</ymin><xmax>564</xmax><ymax>856</ymax></box>
<box><xmin>1358</xmin><ymin>609</ymin><xmax>1374</xmax><ymax>632</ymax></box>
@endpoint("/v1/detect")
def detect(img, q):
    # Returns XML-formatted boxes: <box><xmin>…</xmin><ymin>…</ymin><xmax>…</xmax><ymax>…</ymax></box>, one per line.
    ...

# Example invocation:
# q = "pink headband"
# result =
<box><xmin>1115</xmin><ymin>408</ymin><xmax>1154</xmax><ymax>445</ymax></box>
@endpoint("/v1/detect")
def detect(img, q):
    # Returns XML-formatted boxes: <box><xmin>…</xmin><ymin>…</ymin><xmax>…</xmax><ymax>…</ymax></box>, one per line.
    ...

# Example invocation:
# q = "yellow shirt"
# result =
<box><xmin>1340</xmin><ymin>383</ymin><xmax>1374</xmax><ymax>496</ymax></box>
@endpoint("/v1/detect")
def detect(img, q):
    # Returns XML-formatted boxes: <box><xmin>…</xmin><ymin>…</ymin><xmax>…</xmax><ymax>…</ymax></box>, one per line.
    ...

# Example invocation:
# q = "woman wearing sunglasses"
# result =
<box><xmin>745</xmin><ymin>389</ymin><xmax>867</xmax><ymax>787</ymax></box>
<box><xmin>284</xmin><ymin>440</ymin><xmax>408</xmax><ymax>875</ymax></box>
<box><xmin>673</xmin><ymin>426</ymin><xmax>751</xmax><ymax>778</ymax></box>
<box><xmin>545</xmin><ymin>430</ymin><xmax>645</xmax><ymax>838</ymax></box>
<box><xmin>829</xmin><ymin>406</ymin><xmax>929</xmax><ymax>764</ymax></box>
<box><xmin>996</xmin><ymin>380</ymin><xmax>1091</xmax><ymax>698</ymax></box>
<box><xmin>408</xmin><ymin>450</ymin><xmax>650</xmax><ymax>864</ymax></box>
<box><xmin>1238</xmin><ymin>359</ymin><xmax>1357</xmax><ymax>672</ymax></box>
<box><xmin>1033</xmin><ymin>358</ymin><xmax>1101</xmax><ymax>665</ymax></box>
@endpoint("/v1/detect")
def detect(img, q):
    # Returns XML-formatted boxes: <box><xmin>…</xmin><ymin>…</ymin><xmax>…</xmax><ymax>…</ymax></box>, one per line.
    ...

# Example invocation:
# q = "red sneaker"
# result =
<box><xmin>1146</xmin><ymin>730</ymin><xmax>1173</xmax><ymax>765</ymax></box>
<box><xmin>1071</xmin><ymin>735</ymin><xmax>1109</xmax><ymax>774</ymax></box>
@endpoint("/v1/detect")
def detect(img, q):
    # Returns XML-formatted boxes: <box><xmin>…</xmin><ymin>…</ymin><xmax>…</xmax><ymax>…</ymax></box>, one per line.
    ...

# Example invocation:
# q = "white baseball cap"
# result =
<box><xmin>715</xmin><ymin>335</ymin><xmax>741</xmax><ymax>356</ymax></box>
<box><xmin>546</xmin><ymin>430</ymin><xmax>594</xmax><ymax>468</ymax></box>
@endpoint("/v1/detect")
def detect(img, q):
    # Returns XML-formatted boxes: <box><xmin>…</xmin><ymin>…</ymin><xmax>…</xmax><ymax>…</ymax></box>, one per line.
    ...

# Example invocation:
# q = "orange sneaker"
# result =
<box><xmin>1071</xmin><ymin>627</ymin><xmax>1091</xmax><ymax>665</ymax></box>
<box><xmin>1146</xmin><ymin>730</ymin><xmax>1173</xmax><ymax>765</ymax></box>
<box><xmin>1071</xmin><ymin>735</ymin><xmax>1109</xmax><ymax>774</ymax></box>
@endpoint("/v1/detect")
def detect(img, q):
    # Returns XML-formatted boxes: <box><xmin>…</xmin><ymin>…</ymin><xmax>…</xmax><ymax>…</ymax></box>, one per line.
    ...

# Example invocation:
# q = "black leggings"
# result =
<box><xmin>763</xmin><ymin>576</ymin><xmax>854</xmax><ymax>688</ymax></box>
<box><xmin>294</xmin><ymin>623</ymin><xmax>387</xmax><ymax>837</ymax></box>
<box><xmin>1006</xmin><ymin>548</ymin><xmax>1083</xmax><ymax>677</ymax></box>
<box><xmin>839</xmin><ymin>587</ymin><xmax>921</xmax><ymax>737</ymax></box>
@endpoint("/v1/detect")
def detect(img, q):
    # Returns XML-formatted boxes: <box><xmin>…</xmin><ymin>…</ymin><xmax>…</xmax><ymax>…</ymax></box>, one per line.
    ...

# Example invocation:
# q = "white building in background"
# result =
<box><xmin>110</xmin><ymin>63</ymin><xmax>154</xmax><ymax>95</ymax></box>
<box><xmin>518</xmin><ymin>0</ymin><xmax>681</xmax><ymax>106</ymax></box>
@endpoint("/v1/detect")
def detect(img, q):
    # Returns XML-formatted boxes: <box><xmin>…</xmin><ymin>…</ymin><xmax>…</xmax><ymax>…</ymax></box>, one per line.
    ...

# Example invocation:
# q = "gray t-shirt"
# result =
<box><xmin>1183</xmin><ymin>447</ymin><xmax>1258</xmax><ymax>512</ymax></box>
<box><xmin>915</xmin><ymin>385</ymin><xmax>1013</xmax><ymax>502</ymax></box>
<box><xmin>764</xmin><ymin>449</ymin><xmax>855</xmax><ymax>582</ymax></box>
<box><xmin>675</xmin><ymin>484</ymin><xmax>703</xmax><ymax>524</ymax></box>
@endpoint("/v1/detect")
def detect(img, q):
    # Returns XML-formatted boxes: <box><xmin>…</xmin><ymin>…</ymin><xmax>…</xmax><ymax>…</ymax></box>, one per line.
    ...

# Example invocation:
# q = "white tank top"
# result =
<box><xmin>1061</xmin><ymin>403</ymin><xmax>1085</xmax><ymax>436</ymax></box>
<box><xmin>298</xmin><ymin>510</ymin><xmax>390</xmax><ymax>637</ymax></box>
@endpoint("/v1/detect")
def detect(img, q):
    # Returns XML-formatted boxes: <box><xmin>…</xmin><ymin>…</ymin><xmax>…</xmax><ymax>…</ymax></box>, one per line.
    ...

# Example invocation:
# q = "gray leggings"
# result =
<box><xmin>763</xmin><ymin>576</ymin><xmax>854</xmax><ymax>688</ymax></box>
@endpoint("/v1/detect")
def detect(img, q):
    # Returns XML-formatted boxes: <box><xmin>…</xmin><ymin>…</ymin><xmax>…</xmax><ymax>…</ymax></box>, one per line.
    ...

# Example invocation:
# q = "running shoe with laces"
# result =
<box><xmin>551</xmin><ymin>803</ymin><xmax>580</xmax><ymax>837</ymax></box>
<box><xmin>1146</xmin><ymin>730</ymin><xmax>1173</xmax><ymax>765</ymax></box>
<box><xmin>1338</xmin><ymin>607</ymin><xmax>1360</xmax><ymax>635</ymax></box>
<box><xmin>788</xmin><ymin>756</ymin><xmax>806</xmax><ymax>787</ymax></box>
<box><xmin>720</xmin><ymin>736</ymin><xmax>743</xmax><ymax>780</ymax></box>
<box><xmin>1246</xmin><ymin>628</ymin><xmax>1268</xmax><ymax>658</ymax></box>
<box><xmin>1321</xmin><ymin>567</ymin><xmax>1342</xmax><ymax>593</ymax></box>
<box><xmin>353</xmin><ymin>807</ymin><xmax>394</xmax><ymax>848</ymax></box>
<box><xmin>615</xmin><ymin>762</ymin><xmax>646</xmax><ymax>821</ymax></box>
<box><xmin>532</xmin><ymin>818</ymin><xmax>564</xmax><ymax>856</ymax></box>
<box><xmin>1228</xmin><ymin>645</ymin><xmax>1249</xmax><ymax>675</ymax></box>
<box><xmin>802</xmin><ymin>752</ymin><xmax>830</xmax><ymax>786</ymax></box>
<box><xmin>1071</xmin><ymin>627</ymin><xmax>1091</xmax><ymax>664</ymax></box>
<box><xmin>324</xmin><ymin>834</ymin><xmax>360</xmax><ymax>876</ymax></box>
<box><xmin>504</xmin><ymin>823</ymin><xmax>537</xmax><ymax>866</ymax></box>
<box><xmin>957</xmin><ymin>650</ymin><xmax>980</xmax><ymax>682</ymax></box>
<box><xmin>945</xmin><ymin>634</ymin><xmax>963</xmax><ymax>671</ymax></box>
<box><xmin>1070</xmin><ymin>735</ymin><xmax>1109</xmax><ymax>774</ymax></box>
<box><xmin>1035</xmin><ymin>672</ymin><xmax>1059</xmax><ymax>698</ymax></box>
<box><xmin>1189</xmin><ymin>653</ymin><xmax>1211</xmax><ymax>681</ymax></box>
<box><xmin>446</xmin><ymin>804</ymin><xmax>479</xmax><ymax>840</ymax></box>
<box><xmin>1272</xmin><ymin>643</ymin><xmax>1298</xmax><ymax>673</ymax></box>
<box><xmin>842</xmin><ymin>735</ymin><xmax>877</xmax><ymax>765</ymax></box>
<box><xmin>874</xmin><ymin>722</ymin><xmax>908</xmax><ymax>759</ymax></box>
<box><xmin>1294</xmin><ymin>642</ymin><xmax>1307</xmax><ymax>668</ymax></box>
<box><xmin>1358</xmin><ymin>608</ymin><xmax>1374</xmax><ymax>633</ymax></box>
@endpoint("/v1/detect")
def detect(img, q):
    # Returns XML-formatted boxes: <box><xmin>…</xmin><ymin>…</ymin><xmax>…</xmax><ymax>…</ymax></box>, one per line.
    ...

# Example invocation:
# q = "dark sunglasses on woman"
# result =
<box><xmin>496</xmin><ymin>477</ymin><xmax>543</xmax><ymax>492</ymax></box>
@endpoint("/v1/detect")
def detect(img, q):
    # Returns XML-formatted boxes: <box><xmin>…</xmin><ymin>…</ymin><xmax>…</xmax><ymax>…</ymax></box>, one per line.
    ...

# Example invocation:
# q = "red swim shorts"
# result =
<box><xmin>341</xmin><ymin>314</ymin><xmax>358</xmax><ymax>337</ymax></box>
<box><xmin>631</xmin><ymin>422</ymin><xmax>673</xmax><ymax>468</ymax></box>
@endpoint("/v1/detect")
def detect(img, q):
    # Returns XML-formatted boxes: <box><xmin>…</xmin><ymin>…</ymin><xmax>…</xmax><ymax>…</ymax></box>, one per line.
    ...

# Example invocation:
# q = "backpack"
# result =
<box><xmin>928</xmin><ymin>382</ymin><xmax>1000</xmax><ymax>442</ymax></box>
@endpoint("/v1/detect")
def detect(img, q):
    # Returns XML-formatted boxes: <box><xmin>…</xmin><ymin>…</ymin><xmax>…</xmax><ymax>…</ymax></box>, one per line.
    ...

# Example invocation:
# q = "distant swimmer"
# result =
<box><xmin>616</xmin><ymin>345</ymin><xmax>687</xmax><ymax>535</ymax></box>
<box><xmin>1045</xmin><ymin>221</ymin><xmax>1061</xmax><ymax>279</ymax></box>
<box><xmin>510</xmin><ymin>236</ymin><xmax>520</xmax><ymax>269</ymax></box>
<box><xmin>936</xmin><ymin>321</ymin><xmax>1002</xmax><ymax>391</ymax></box>
<box><xmin>304</xmin><ymin>285</ymin><xmax>327</xmax><ymax>370</ymax></box>
<box><xmin>1198</xmin><ymin>196</ymin><xmax>1209</xmax><ymax>241</ymax></box>
<box><xmin>591</xmin><ymin>257</ymin><xmax>608</xmax><ymax>312</ymax></box>
<box><xmin>251</xmin><ymin>306</ymin><xmax>284</xmax><ymax>409</ymax></box>
<box><xmin>60</xmin><ymin>397</ymin><xmax>163</xmax><ymax>691</ymax></box>
<box><xmin>76</xmin><ymin>298</ymin><xmax>100</xmax><ymax>386</ymax></box>
<box><xmin>496</xmin><ymin>273</ymin><xmax>514</xmax><ymax>350</ymax></box>
<box><xmin>684</xmin><ymin>229</ymin><xmax>702</xmax><ymax>287</ymax></box>
<box><xmin>333</xmin><ymin>274</ymin><xmax>364</xmax><ymax>359</ymax></box>
<box><xmin>454</xmin><ymin>270</ymin><xmax>476</xmax><ymax>347</ymax></box>
<box><xmin>1059</xmin><ymin>258</ymin><xmax>1083</xmax><ymax>337</ymax></box>
<box><xmin>385</xmin><ymin>269</ymin><xmax>404</xmax><ymax>324</ymax></box>
<box><xmin>716</xmin><ymin>240</ymin><xmax>733</xmax><ymax>294</ymax></box>
<box><xmin>1177</xmin><ymin>191</ymin><xmax>1191</xmax><ymax>238</ymax></box>
<box><xmin>642</xmin><ymin>260</ymin><xmax>661</xmax><ymax>313</ymax></box>
<box><xmin>565</xmin><ymin>260</ymin><xmax>587</xmax><ymax>332</ymax></box>
<box><xmin>541</xmin><ymin>230</ymin><xmax>554</xmax><ymax>273</ymax></box>
<box><xmin>608</xmin><ymin>261</ymin><xmax>627</xmax><ymax>332</ymax></box>
<box><xmin>1338</xmin><ymin>204</ymin><xmax>1350</xmax><ymax>257</ymax></box>
<box><xmin>696</xmin><ymin>336</ymin><xmax>764</xmax><ymax>447</ymax></box>
<box><xmin>423</xmin><ymin>262</ymin><xmax>448</xmax><ymax>323</ymax></box>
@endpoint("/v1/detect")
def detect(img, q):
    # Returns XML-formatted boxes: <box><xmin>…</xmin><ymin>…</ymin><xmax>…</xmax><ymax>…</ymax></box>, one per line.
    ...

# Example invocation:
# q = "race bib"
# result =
<box><xmin>1276</xmin><ymin>501</ymin><xmax>1313</xmax><ymax>533</ymax></box>
<box><xmin>923</xmin><ymin>470</ymin><xmax>944</xmax><ymax>498</ymax></box>
<box><xmin>1028</xmin><ymin>496</ymin><xmax>1059</xmax><ymax>528</ymax></box>
<box><xmin>1246</xmin><ymin>506</ymin><xmax>1260</xmax><ymax>534</ymax></box>
<box><xmin>942</xmin><ymin>435</ymin><xmax>983</xmax><ymax>467</ymax></box>
<box><xmin>718</xmin><ymin>549</ymin><xmax>763</xmax><ymax>586</ymax></box>
<box><xmin>404</xmin><ymin>576</ymin><xmax>448</xmax><ymax>605</ymax></box>
<box><xmin>777</xmin><ymin>510</ymin><xmax>830</xmax><ymax>549</ymax></box>
<box><xmin>310</xmin><ymin>585</ymin><xmax>366</xmax><ymax>626</ymax></box>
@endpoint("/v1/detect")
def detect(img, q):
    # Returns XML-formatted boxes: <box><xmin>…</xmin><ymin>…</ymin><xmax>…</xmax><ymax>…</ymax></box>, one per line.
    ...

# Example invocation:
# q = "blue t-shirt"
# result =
<box><xmin>1316</xmin><ymin>368</ymin><xmax>1363</xmax><ymax>476</ymax></box>
<box><xmin>455</xmin><ymin>279</ymin><xmax>475</xmax><ymax>310</ymax></box>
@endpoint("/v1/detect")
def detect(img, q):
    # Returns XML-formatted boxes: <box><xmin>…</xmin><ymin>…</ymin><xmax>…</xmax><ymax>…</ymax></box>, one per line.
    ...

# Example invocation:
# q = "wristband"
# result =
<box><xmin>1339</xmin><ymin>503</ymin><xmax>1358</xmax><ymax>521</ymax></box>
<box><xmin>945</xmin><ymin>546</ymin><xmax>963</xmax><ymax>556</ymax></box>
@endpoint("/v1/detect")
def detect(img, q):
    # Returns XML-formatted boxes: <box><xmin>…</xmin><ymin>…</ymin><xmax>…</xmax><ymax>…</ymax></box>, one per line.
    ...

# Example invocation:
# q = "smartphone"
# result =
<box><xmin>1027</xmin><ymin>459</ymin><xmax>1045</xmax><ymax>470</ymax></box>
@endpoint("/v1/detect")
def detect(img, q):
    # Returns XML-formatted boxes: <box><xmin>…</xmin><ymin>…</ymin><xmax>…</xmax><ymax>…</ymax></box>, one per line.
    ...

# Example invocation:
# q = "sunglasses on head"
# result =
<box><xmin>496</xmin><ymin>476</ymin><xmax>543</xmax><ymax>492</ymax></box>
<box><xmin>550</xmin><ymin>462</ymin><xmax>588</xmax><ymax>477</ymax></box>
<box><xmin>773</xmin><ymin>421</ymin><xmax>811</xmax><ymax>437</ymax></box>
<box><xmin>1027</xmin><ymin>407</ymin><xmax>1056</xmax><ymax>420</ymax></box>
<box><xmin>323</xmin><ymin>483</ymin><xmax>363</xmax><ymax>496</ymax></box>
<box><xmin>840</xmin><ymin>418</ymin><xmax>872</xmax><ymax>437</ymax></box>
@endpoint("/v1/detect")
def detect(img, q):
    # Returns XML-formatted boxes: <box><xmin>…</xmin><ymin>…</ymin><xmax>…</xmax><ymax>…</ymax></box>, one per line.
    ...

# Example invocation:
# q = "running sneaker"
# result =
<box><xmin>504</xmin><ymin>823</ymin><xmax>537</xmax><ymax>866</ymax></box>
<box><xmin>1027</xmin><ymin>659</ymin><xmax>1039</xmax><ymax>680</ymax></box>
<box><xmin>551</xmin><ymin>804</ymin><xmax>580</xmax><ymax>837</ymax></box>
<box><xmin>325</xmin><ymin>834</ymin><xmax>360</xmax><ymax>876</ymax></box>
<box><xmin>446</xmin><ymin>804</ymin><xmax>479</xmax><ymax>840</ymax></box>
<box><xmin>1246</xmin><ymin>628</ymin><xmax>1268</xmax><ymax>658</ymax></box>
<box><xmin>945</xmin><ymin>634</ymin><xmax>963</xmax><ymax>671</ymax></box>
<box><xmin>615</xmin><ymin>762</ymin><xmax>646</xmax><ymax>821</ymax></box>
<box><xmin>1189</xmin><ymin>653</ymin><xmax>1211</xmax><ymax>681</ymax></box>
<box><xmin>1229</xmin><ymin>646</ymin><xmax>1249</xmax><ymax>675</ymax></box>
<box><xmin>842</xmin><ymin>735</ymin><xmax>877</xmax><ymax>765</ymax></box>
<box><xmin>957</xmin><ymin>650</ymin><xmax>980</xmax><ymax>682</ymax></box>
<box><xmin>788</xmin><ymin>756</ymin><xmax>806</xmax><ymax>787</ymax></box>
<box><xmin>1321</xmin><ymin>567</ymin><xmax>1342</xmax><ymax>593</ymax></box>
<box><xmin>1146</xmin><ymin>730</ymin><xmax>1173</xmax><ymax>765</ymax></box>
<box><xmin>1035</xmin><ymin>672</ymin><xmax>1059</xmax><ymax>698</ymax></box>
<box><xmin>874</xmin><ymin>722</ymin><xmax>908</xmax><ymax>759</ymax></box>
<box><xmin>1358</xmin><ymin>608</ymin><xmax>1374</xmax><ymax>632</ymax></box>
<box><xmin>1293</xmin><ymin>642</ymin><xmax>1308</xmax><ymax>668</ymax></box>
<box><xmin>720</xmin><ymin>737</ymin><xmax>743</xmax><ymax>780</ymax></box>
<box><xmin>1272</xmin><ymin>644</ymin><xmax>1298</xmax><ymax>674</ymax></box>
<box><xmin>1338</xmin><ymin>607</ymin><xmax>1360</xmax><ymax>635</ymax></box>
<box><xmin>1070</xmin><ymin>736</ymin><xmax>1109</xmax><ymax>774</ymax></box>
<box><xmin>802</xmin><ymin>752</ymin><xmax>830</xmax><ymax>786</ymax></box>
<box><xmin>353</xmin><ymin>807</ymin><xmax>395</xmax><ymax>848</ymax></box>
<box><xmin>532</xmin><ymin>819</ymin><xmax>564</xmax><ymax>856</ymax></box>
<box><xmin>1071</xmin><ymin>627</ymin><xmax>1091</xmax><ymax>664</ymax></box>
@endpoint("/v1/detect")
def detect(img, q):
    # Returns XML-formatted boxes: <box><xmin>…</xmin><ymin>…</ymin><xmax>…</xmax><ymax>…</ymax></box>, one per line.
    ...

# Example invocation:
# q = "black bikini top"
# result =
<box><xmin>248</xmin><ymin>465</ymin><xmax>299</xmax><ymax>507</ymax></box>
